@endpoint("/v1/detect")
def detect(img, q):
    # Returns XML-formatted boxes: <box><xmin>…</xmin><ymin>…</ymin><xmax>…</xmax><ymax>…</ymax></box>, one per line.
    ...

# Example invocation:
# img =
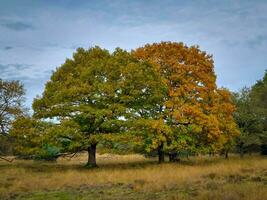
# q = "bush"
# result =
<box><xmin>36</xmin><ymin>144</ymin><xmax>60</xmax><ymax>161</ymax></box>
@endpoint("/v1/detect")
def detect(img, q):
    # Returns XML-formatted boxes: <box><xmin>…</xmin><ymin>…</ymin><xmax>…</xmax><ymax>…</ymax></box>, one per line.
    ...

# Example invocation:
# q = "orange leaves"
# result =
<box><xmin>133</xmin><ymin>42</ymin><xmax>239</xmax><ymax>152</ymax></box>
<box><xmin>217</xmin><ymin>88</ymin><xmax>232</xmax><ymax>101</ymax></box>
<box><xmin>216</xmin><ymin>88</ymin><xmax>236</xmax><ymax>114</ymax></box>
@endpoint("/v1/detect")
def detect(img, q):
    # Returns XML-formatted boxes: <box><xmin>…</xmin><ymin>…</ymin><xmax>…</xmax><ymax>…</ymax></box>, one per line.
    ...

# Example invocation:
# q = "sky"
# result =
<box><xmin>0</xmin><ymin>0</ymin><xmax>267</xmax><ymax>109</ymax></box>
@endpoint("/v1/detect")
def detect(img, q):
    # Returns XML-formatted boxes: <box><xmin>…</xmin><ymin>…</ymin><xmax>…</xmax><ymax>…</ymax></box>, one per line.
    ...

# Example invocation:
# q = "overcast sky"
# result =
<box><xmin>0</xmin><ymin>0</ymin><xmax>267</xmax><ymax>108</ymax></box>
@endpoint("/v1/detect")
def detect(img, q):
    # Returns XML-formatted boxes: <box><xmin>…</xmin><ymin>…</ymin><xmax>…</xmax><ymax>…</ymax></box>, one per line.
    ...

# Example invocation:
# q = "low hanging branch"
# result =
<box><xmin>0</xmin><ymin>149</ymin><xmax>14</xmax><ymax>162</ymax></box>
<box><xmin>0</xmin><ymin>156</ymin><xmax>14</xmax><ymax>162</ymax></box>
<box><xmin>59</xmin><ymin>152</ymin><xmax>79</xmax><ymax>161</ymax></box>
<box><xmin>57</xmin><ymin>152</ymin><xmax>78</xmax><ymax>158</ymax></box>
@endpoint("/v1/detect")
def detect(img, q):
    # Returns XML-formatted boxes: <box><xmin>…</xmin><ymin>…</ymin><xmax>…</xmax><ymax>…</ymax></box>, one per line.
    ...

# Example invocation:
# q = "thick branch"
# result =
<box><xmin>0</xmin><ymin>156</ymin><xmax>14</xmax><ymax>162</ymax></box>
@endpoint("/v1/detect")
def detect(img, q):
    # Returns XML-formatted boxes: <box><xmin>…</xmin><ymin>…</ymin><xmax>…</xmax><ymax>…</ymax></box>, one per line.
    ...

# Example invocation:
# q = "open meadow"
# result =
<box><xmin>0</xmin><ymin>154</ymin><xmax>267</xmax><ymax>200</ymax></box>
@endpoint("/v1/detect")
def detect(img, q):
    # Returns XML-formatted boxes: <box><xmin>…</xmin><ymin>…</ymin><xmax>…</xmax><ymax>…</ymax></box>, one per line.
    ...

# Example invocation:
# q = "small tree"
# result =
<box><xmin>233</xmin><ymin>86</ymin><xmax>265</xmax><ymax>156</ymax></box>
<box><xmin>0</xmin><ymin>79</ymin><xmax>25</xmax><ymax>161</ymax></box>
<box><xmin>250</xmin><ymin>71</ymin><xmax>267</xmax><ymax>155</ymax></box>
<box><xmin>0</xmin><ymin>79</ymin><xmax>25</xmax><ymax>136</ymax></box>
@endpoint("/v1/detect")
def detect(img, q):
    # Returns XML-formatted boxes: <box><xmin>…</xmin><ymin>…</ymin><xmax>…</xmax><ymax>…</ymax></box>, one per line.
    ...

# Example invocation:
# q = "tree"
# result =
<box><xmin>32</xmin><ymin>47</ymin><xmax>164</xmax><ymax>167</ymax></box>
<box><xmin>232</xmin><ymin>88</ymin><xmax>261</xmax><ymax>157</ymax></box>
<box><xmin>0</xmin><ymin>79</ymin><xmax>25</xmax><ymax>161</ymax></box>
<box><xmin>133</xmin><ymin>42</ymin><xmax>239</xmax><ymax>161</ymax></box>
<box><xmin>250</xmin><ymin>71</ymin><xmax>267</xmax><ymax>155</ymax></box>
<box><xmin>215</xmin><ymin>88</ymin><xmax>239</xmax><ymax>158</ymax></box>
<box><xmin>0</xmin><ymin>79</ymin><xmax>25</xmax><ymax>136</ymax></box>
<box><xmin>233</xmin><ymin>70</ymin><xmax>267</xmax><ymax>156</ymax></box>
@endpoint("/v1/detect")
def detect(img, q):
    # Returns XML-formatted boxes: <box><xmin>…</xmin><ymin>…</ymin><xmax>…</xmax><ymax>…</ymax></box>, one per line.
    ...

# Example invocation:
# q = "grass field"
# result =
<box><xmin>0</xmin><ymin>153</ymin><xmax>267</xmax><ymax>200</ymax></box>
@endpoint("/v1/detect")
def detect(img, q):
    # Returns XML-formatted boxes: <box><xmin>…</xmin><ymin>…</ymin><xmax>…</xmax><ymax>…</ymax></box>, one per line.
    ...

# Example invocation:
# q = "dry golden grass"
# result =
<box><xmin>0</xmin><ymin>153</ymin><xmax>267</xmax><ymax>199</ymax></box>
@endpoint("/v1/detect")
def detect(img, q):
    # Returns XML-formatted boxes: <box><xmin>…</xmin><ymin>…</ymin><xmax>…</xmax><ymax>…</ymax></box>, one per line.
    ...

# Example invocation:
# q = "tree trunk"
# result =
<box><xmin>86</xmin><ymin>143</ymin><xmax>97</xmax><ymax>168</ymax></box>
<box><xmin>225</xmin><ymin>150</ymin><xmax>228</xmax><ymax>159</ymax></box>
<box><xmin>158</xmin><ymin>143</ymin><xmax>164</xmax><ymax>164</ymax></box>
<box><xmin>261</xmin><ymin>144</ymin><xmax>267</xmax><ymax>155</ymax></box>
<box><xmin>239</xmin><ymin>143</ymin><xmax>244</xmax><ymax>158</ymax></box>
<box><xmin>169</xmin><ymin>152</ymin><xmax>174</xmax><ymax>162</ymax></box>
<box><xmin>169</xmin><ymin>152</ymin><xmax>180</xmax><ymax>162</ymax></box>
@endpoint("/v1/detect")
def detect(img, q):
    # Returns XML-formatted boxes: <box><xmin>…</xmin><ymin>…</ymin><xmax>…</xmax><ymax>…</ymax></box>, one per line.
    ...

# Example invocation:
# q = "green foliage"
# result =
<box><xmin>10</xmin><ymin>117</ymin><xmax>49</xmax><ymax>158</ymax></box>
<box><xmin>233</xmin><ymin>71</ymin><xmax>267</xmax><ymax>155</ymax></box>
<box><xmin>36</xmin><ymin>143</ymin><xmax>60</xmax><ymax>161</ymax></box>
<box><xmin>92</xmin><ymin>131</ymin><xmax>145</xmax><ymax>155</ymax></box>
<box><xmin>47</xmin><ymin>120</ymin><xmax>84</xmax><ymax>151</ymax></box>
<box><xmin>0</xmin><ymin>135</ymin><xmax>13</xmax><ymax>155</ymax></box>
<box><xmin>31</xmin><ymin>46</ymin><xmax>165</xmax><ymax>163</ymax></box>
<box><xmin>11</xmin><ymin>117</ymin><xmax>83</xmax><ymax>160</ymax></box>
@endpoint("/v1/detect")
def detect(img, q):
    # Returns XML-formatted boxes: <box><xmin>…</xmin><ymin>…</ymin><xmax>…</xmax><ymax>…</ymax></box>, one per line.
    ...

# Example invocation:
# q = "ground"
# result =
<box><xmin>0</xmin><ymin>154</ymin><xmax>267</xmax><ymax>200</ymax></box>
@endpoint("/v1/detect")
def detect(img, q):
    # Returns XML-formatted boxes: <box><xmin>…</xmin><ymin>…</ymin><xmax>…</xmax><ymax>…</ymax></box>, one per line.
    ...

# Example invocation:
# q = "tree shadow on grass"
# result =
<box><xmin>0</xmin><ymin>154</ymin><xmax>253</xmax><ymax>173</ymax></box>
<box><xmin>0</xmin><ymin>159</ymin><xmax>159</xmax><ymax>173</ymax></box>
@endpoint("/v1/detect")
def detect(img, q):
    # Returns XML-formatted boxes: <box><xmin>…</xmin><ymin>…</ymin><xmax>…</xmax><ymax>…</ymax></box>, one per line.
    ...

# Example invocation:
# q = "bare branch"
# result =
<box><xmin>0</xmin><ymin>156</ymin><xmax>14</xmax><ymax>162</ymax></box>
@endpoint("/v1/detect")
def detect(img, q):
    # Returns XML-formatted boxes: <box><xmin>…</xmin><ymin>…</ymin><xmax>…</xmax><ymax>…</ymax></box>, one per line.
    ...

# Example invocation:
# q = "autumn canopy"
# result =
<box><xmin>11</xmin><ymin>42</ymin><xmax>239</xmax><ymax>166</ymax></box>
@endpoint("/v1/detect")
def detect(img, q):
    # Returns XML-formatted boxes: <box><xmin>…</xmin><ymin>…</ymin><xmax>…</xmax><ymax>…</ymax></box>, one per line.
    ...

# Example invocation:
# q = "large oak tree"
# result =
<box><xmin>32</xmin><ymin>47</ymin><xmax>164</xmax><ymax>167</ymax></box>
<box><xmin>133</xmin><ymin>42</ymin><xmax>239</xmax><ymax>162</ymax></box>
